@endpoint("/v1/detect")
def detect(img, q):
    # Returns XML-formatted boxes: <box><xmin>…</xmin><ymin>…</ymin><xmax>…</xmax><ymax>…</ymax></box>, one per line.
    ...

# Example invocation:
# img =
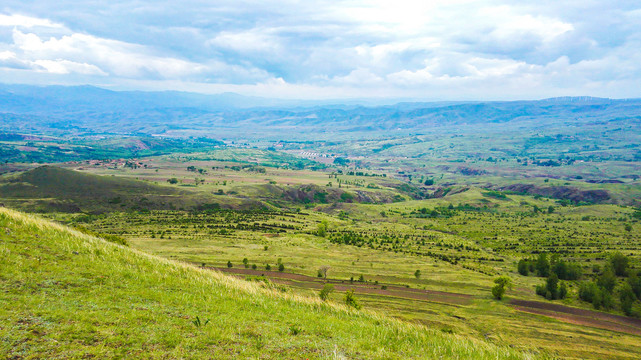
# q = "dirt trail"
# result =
<box><xmin>511</xmin><ymin>299</ymin><xmax>641</xmax><ymax>336</ymax></box>
<box><xmin>210</xmin><ymin>267</ymin><xmax>472</xmax><ymax>305</ymax></box>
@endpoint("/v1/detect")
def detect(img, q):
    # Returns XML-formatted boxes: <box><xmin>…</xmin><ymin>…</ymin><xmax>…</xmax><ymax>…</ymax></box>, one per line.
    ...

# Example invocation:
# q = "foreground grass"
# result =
<box><xmin>0</xmin><ymin>207</ymin><xmax>537</xmax><ymax>359</ymax></box>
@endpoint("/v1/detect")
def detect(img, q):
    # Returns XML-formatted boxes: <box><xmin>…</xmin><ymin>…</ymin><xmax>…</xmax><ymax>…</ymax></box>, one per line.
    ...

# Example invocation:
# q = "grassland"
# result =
<box><xmin>0</xmin><ymin>206</ymin><xmax>538</xmax><ymax>359</ymax></box>
<box><xmin>2</xmin><ymin>145</ymin><xmax>641</xmax><ymax>359</ymax></box>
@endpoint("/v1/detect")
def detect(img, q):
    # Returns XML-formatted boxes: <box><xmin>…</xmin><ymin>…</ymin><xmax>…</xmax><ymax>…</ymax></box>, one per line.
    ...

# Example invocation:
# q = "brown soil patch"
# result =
<box><xmin>511</xmin><ymin>299</ymin><xmax>641</xmax><ymax>336</ymax></box>
<box><xmin>210</xmin><ymin>267</ymin><xmax>472</xmax><ymax>305</ymax></box>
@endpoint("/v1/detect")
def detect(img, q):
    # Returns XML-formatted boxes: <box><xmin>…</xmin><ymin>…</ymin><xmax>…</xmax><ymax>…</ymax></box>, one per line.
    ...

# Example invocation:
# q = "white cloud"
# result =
<box><xmin>0</xmin><ymin>13</ymin><xmax>63</xmax><ymax>28</ymax></box>
<box><xmin>0</xmin><ymin>1</ymin><xmax>640</xmax><ymax>99</ymax></box>
<box><xmin>31</xmin><ymin>59</ymin><xmax>107</xmax><ymax>75</ymax></box>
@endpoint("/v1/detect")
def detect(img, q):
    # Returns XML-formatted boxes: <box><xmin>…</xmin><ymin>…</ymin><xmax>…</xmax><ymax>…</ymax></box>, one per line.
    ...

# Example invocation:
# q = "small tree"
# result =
<box><xmin>517</xmin><ymin>259</ymin><xmax>529</xmax><ymax>276</ymax></box>
<box><xmin>278</xmin><ymin>263</ymin><xmax>285</xmax><ymax>272</ymax></box>
<box><xmin>344</xmin><ymin>289</ymin><xmax>361</xmax><ymax>309</ymax></box>
<box><xmin>628</xmin><ymin>271</ymin><xmax>641</xmax><ymax>300</ymax></box>
<box><xmin>536</xmin><ymin>253</ymin><xmax>550</xmax><ymax>277</ymax></box>
<box><xmin>609</xmin><ymin>252</ymin><xmax>629</xmax><ymax>277</ymax></box>
<box><xmin>597</xmin><ymin>267</ymin><xmax>617</xmax><ymax>293</ymax></box>
<box><xmin>319</xmin><ymin>283</ymin><xmax>334</xmax><ymax>301</ymax></box>
<box><xmin>317</xmin><ymin>220</ymin><xmax>328</xmax><ymax>237</ymax></box>
<box><xmin>620</xmin><ymin>283</ymin><xmax>636</xmax><ymax>316</ymax></box>
<box><xmin>167</xmin><ymin>178</ymin><xmax>178</xmax><ymax>184</ymax></box>
<box><xmin>546</xmin><ymin>273</ymin><xmax>559</xmax><ymax>299</ymax></box>
<box><xmin>492</xmin><ymin>276</ymin><xmax>511</xmax><ymax>300</ymax></box>
<box><xmin>227</xmin><ymin>261</ymin><xmax>232</xmax><ymax>268</ymax></box>
<box><xmin>414</xmin><ymin>269</ymin><xmax>421</xmax><ymax>279</ymax></box>
<box><xmin>318</xmin><ymin>265</ymin><xmax>330</xmax><ymax>279</ymax></box>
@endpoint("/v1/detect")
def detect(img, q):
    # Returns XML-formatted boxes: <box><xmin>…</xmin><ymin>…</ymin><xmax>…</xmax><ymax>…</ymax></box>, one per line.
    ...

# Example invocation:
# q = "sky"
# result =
<box><xmin>1</xmin><ymin>1</ymin><xmax>640</xmax><ymax>100</ymax></box>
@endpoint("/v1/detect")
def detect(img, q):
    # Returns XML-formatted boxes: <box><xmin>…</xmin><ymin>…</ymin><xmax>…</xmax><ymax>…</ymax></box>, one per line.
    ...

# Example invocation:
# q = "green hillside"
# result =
<box><xmin>0</xmin><ymin>166</ymin><xmax>239</xmax><ymax>213</ymax></box>
<box><xmin>0</xmin><ymin>207</ymin><xmax>537</xmax><ymax>359</ymax></box>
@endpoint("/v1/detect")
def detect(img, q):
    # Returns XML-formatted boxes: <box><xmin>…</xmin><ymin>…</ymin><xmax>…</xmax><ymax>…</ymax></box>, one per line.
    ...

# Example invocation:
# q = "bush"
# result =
<box><xmin>278</xmin><ymin>263</ymin><xmax>285</xmax><ymax>272</ymax></box>
<box><xmin>620</xmin><ymin>283</ymin><xmax>637</xmax><ymax>316</ymax></box>
<box><xmin>319</xmin><ymin>283</ymin><xmax>334</xmax><ymax>301</ymax></box>
<box><xmin>610</xmin><ymin>252</ymin><xmax>629</xmax><ymax>277</ymax></box>
<box><xmin>579</xmin><ymin>282</ymin><xmax>598</xmax><ymax>303</ymax></box>
<box><xmin>517</xmin><ymin>259</ymin><xmax>529</xmax><ymax>276</ymax></box>
<box><xmin>558</xmin><ymin>282</ymin><xmax>568</xmax><ymax>299</ymax></box>
<box><xmin>344</xmin><ymin>289</ymin><xmax>361</xmax><ymax>309</ymax></box>
<box><xmin>597</xmin><ymin>267</ymin><xmax>617</xmax><ymax>293</ymax></box>
<box><xmin>492</xmin><ymin>276</ymin><xmax>511</xmax><ymax>300</ymax></box>
<box><xmin>547</xmin><ymin>274</ymin><xmax>559</xmax><ymax>299</ymax></box>
<box><xmin>628</xmin><ymin>271</ymin><xmax>641</xmax><ymax>300</ymax></box>
<box><xmin>227</xmin><ymin>261</ymin><xmax>232</xmax><ymax>268</ymax></box>
<box><xmin>536</xmin><ymin>253</ymin><xmax>550</xmax><ymax>277</ymax></box>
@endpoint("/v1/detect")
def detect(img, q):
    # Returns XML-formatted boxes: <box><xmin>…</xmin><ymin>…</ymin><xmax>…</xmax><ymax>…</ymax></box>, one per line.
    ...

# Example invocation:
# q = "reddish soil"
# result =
<box><xmin>511</xmin><ymin>299</ymin><xmax>641</xmax><ymax>336</ymax></box>
<box><xmin>210</xmin><ymin>267</ymin><xmax>472</xmax><ymax>305</ymax></box>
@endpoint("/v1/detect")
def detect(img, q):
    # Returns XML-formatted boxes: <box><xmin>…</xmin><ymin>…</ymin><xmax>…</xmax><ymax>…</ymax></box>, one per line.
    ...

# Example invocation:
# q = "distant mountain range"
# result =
<box><xmin>1</xmin><ymin>84</ymin><xmax>640</xmax><ymax>138</ymax></box>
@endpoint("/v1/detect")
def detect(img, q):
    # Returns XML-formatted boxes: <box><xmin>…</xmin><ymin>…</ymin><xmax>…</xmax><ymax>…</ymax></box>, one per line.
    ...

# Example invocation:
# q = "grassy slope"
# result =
<box><xmin>0</xmin><ymin>207</ymin><xmax>537</xmax><ymax>359</ymax></box>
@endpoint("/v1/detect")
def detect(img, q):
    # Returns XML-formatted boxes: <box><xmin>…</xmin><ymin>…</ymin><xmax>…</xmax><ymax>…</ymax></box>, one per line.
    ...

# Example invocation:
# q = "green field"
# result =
<box><xmin>2</xmin><ymin>148</ymin><xmax>640</xmax><ymax>359</ymax></box>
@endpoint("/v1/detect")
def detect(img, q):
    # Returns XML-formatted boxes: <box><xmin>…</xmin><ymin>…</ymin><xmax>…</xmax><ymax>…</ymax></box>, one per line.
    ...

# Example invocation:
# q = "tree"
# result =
<box><xmin>628</xmin><ymin>271</ymin><xmax>641</xmax><ymax>300</ymax></box>
<box><xmin>566</xmin><ymin>263</ymin><xmax>583</xmax><ymax>280</ymax></box>
<box><xmin>344</xmin><ymin>289</ymin><xmax>361</xmax><ymax>309</ymax></box>
<box><xmin>609</xmin><ymin>252</ymin><xmax>629</xmax><ymax>277</ymax></box>
<box><xmin>167</xmin><ymin>177</ymin><xmax>178</xmax><ymax>184</ymax></box>
<box><xmin>536</xmin><ymin>253</ymin><xmax>550</xmax><ymax>277</ymax></box>
<box><xmin>492</xmin><ymin>276</ymin><xmax>511</xmax><ymax>300</ymax></box>
<box><xmin>597</xmin><ymin>267</ymin><xmax>617</xmax><ymax>293</ymax></box>
<box><xmin>319</xmin><ymin>283</ymin><xmax>335</xmax><ymax>301</ymax></box>
<box><xmin>278</xmin><ymin>263</ymin><xmax>285</xmax><ymax>272</ymax></box>
<box><xmin>414</xmin><ymin>269</ymin><xmax>421</xmax><ymax>279</ymax></box>
<box><xmin>620</xmin><ymin>283</ymin><xmax>636</xmax><ymax>316</ymax></box>
<box><xmin>546</xmin><ymin>273</ymin><xmax>559</xmax><ymax>299</ymax></box>
<box><xmin>517</xmin><ymin>259</ymin><xmax>529</xmax><ymax>276</ymax></box>
<box><xmin>316</xmin><ymin>220</ymin><xmax>328</xmax><ymax>237</ymax></box>
<box><xmin>318</xmin><ymin>265</ymin><xmax>330</xmax><ymax>279</ymax></box>
<box><xmin>558</xmin><ymin>282</ymin><xmax>568</xmax><ymax>299</ymax></box>
<box><xmin>579</xmin><ymin>282</ymin><xmax>598</xmax><ymax>303</ymax></box>
<box><xmin>227</xmin><ymin>261</ymin><xmax>232</xmax><ymax>268</ymax></box>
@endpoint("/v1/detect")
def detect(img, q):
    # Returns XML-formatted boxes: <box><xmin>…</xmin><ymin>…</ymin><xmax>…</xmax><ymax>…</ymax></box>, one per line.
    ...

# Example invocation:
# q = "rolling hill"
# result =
<box><xmin>0</xmin><ymin>206</ymin><xmax>535</xmax><ymax>359</ymax></box>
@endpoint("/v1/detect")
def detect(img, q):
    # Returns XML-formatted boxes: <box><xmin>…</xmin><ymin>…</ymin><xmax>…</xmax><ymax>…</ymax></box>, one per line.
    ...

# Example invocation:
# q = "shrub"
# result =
<box><xmin>227</xmin><ymin>261</ymin><xmax>232</xmax><ymax>268</ymax></box>
<box><xmin>558</xmin><ymin>282</ymin><xmax>568</xmax><ymax>299</ymax></box>
<box><xmin>278</xmin><ymin>263</ymin><xmax>285</xmax><ymax>272</ymax></box>
<box><xmin>579</xmin><ymin>282</ymin><xmax>598</xmax><ymax>303</ymax></box>
<box><xmin>536</xmin><ymin>253</ymin><xmax>550</xmax><ymax>277</ymax></box>
<box><xmin>597</xmin><ymin>267</ymin><xmax>617</xmax><ymax>293</ymax></box>
<box><xmin>344</xmin><ymin>289</ymin><xmax>361</xmax><ymax>309</ymax></box>
<box><xmin>628</xmin><ymin>271</ymin><xmax>641</xmax><ymax>300</ymax></box>
<box><xmin>620</xmin><ymin>283</ymin><xmax>637</xmax><ymax>316</ymax></box>
<box><xmin>610</xmin><ymin>252</ymin><xmax>629</xmax><ymax>277</ymax></box>
<box><xmin>517</xmin><ymin>259</ymin><xmax>529</xmax><ymax>276</ymax></box>
<box><xmin>546</xmin><ymin>274</ymin><xmax>559</xmax><ymax>300</ymax></box>
<box><xmin>492</xmin><ymin>276</ymin><xmax>511</xmax><ymax>300</ymax></box>
<box><xmin>319</xmin><ymin>283</ymin><xmax>335</xmax><ymax>301</ymax></box>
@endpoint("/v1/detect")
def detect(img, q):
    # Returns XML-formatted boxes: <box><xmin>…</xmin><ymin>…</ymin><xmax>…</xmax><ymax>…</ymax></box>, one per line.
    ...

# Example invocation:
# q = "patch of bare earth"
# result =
<box><xmin>210</xmin><ymin>267</ymin><xmax>472</xmax><ymax>305</ymax></box>
<box><xmin>511</xmin><ymin>299</ymin><xmax>641</xmax><ymax>336</ymax></box>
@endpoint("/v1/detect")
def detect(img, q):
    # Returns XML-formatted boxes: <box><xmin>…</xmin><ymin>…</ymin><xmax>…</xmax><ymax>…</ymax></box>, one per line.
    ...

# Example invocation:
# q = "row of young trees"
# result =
<box><xmin>518</xmin><ymin>253</ymin><xmax>582</xmax><ymax>280</ymax></box>
<box><xmin>519</xmin><ymin>252</ymin><xmax>641</xmax><ymax>316</ymax></box>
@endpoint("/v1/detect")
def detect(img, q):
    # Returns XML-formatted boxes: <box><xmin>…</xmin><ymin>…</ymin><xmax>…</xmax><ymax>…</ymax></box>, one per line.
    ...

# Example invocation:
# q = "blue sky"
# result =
<box><xmin>1</xmin><ymin>1</ymin><xmax>640</xmax><ymax>100</ymax></box>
